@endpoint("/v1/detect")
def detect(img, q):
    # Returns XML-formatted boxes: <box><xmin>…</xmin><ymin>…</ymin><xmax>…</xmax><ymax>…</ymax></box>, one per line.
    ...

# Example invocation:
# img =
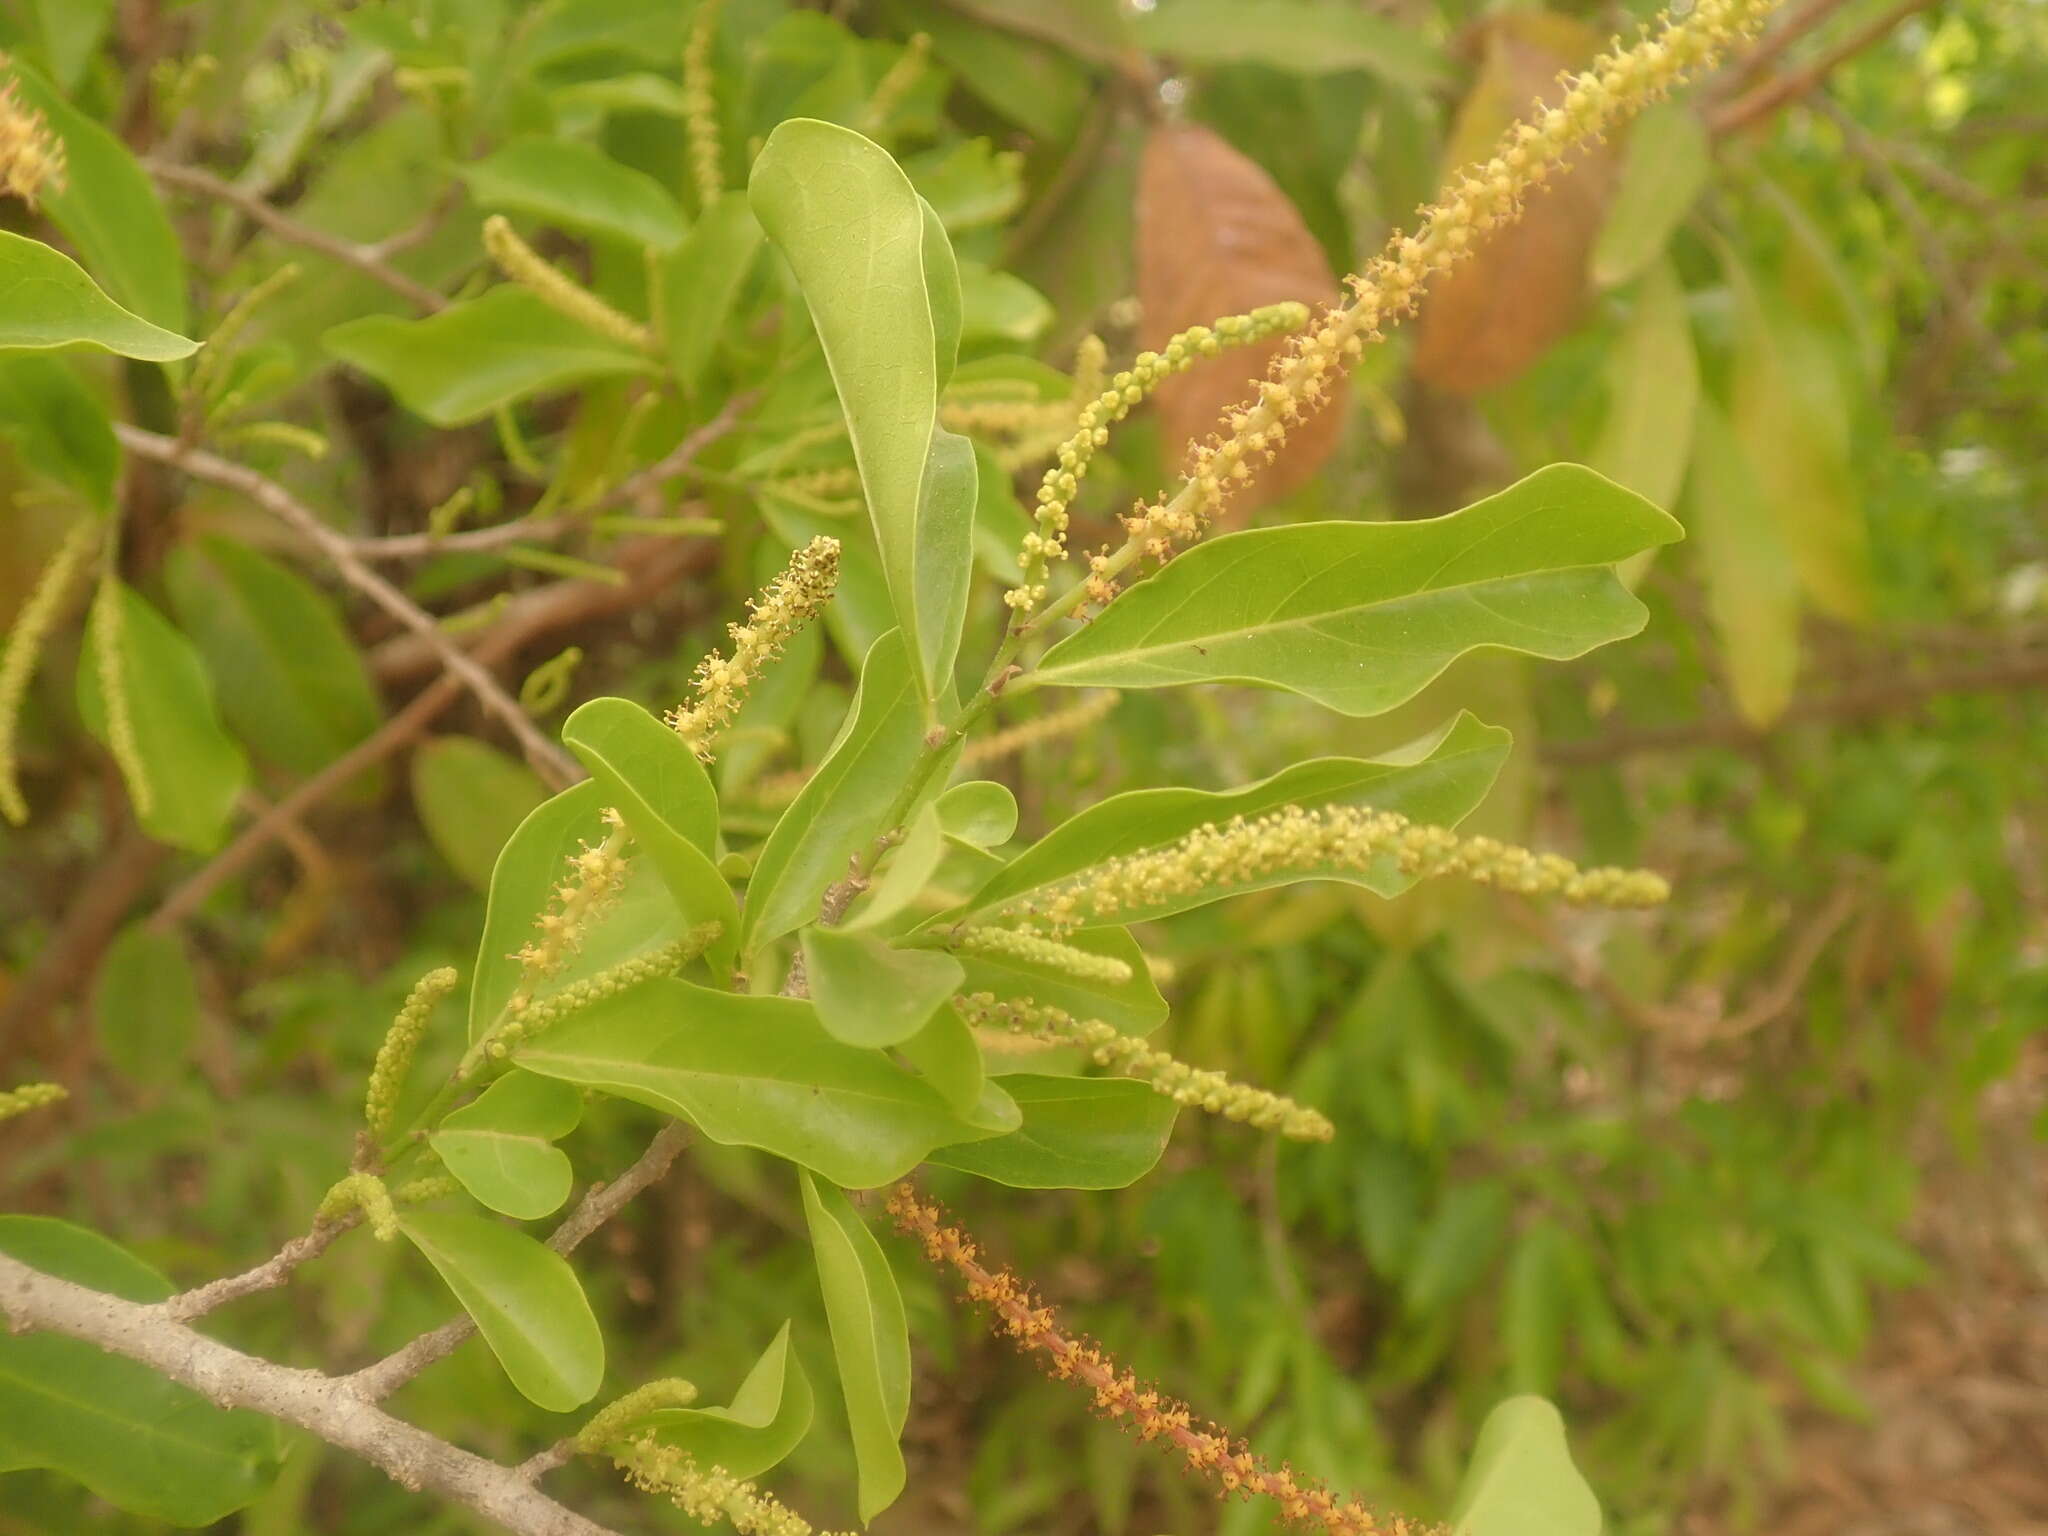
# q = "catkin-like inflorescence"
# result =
<box><xmin>1008</xmin><ymin>304</ymin><xmax>1309</xmax><ymax>617</ymax></box>
<box><xmin>888</xmin><ymin>1187</ymin><xmax>1426</xmax><ymax>1535</ymax></box>
<box><xmin>1004</xmin><ymin>804</ymin><xmax>1670</xmax><ymax>936</ymax></box>
<box><xmin>0</xmin><ymin>74</ymin><xmax>65</xmax><ymax>206</ymax></box>
<box><xmin>391</xmin><ymin>1173</ymin><xmax>461</xmax><ymax>1204</ymax></box>
<box><xmin>616</xmin><ymin>1439</ymin><xmax>852</xmax><ymax>1536</ymax></box>
<box><xmin>491</xmin><ymin>924</ymin><xmax>722</xmax><ymax>1059</ymax></box>
<box><xmin>363</xmin><ymin>966</ymin><xmax>460</xmax><ymax>1140</ymax></box>
<box><xmin>0</xmin><ymin>1081</ymin><xmax>66</xmax><ymax>1124</ymax></box>
<box><xmin>576</xmin><ymin>1379</ymin><xmax>700</xmax><ymax>1454</ymax></box>
<box><xmin>682</xmin><ymin>0</ymin><xmax>726</xmax><ymax>210</ymax></box>
<box><xmin>317</xmin><ymin>1172</ymin><xmax>398</xmax><ymax>1242</ymax></box>
<box><xmin>482</xmin><ymin>215</ymin><xmax>654</xmax><ymax>352</ymax></box>
<box><xmin>1093</xmin><ymin>0</ymin><xmax>1778</xmax><ymax>601</ymax></box>
<box><xmin>669</xmin><ymin>537</ymin><xmax>839</xmax><ymax>759</ymax></box>
<box><xmin>955</xmin><ymin>927</ymin><xmax>1134</xmax><ymax>985</ymax></box>
<box><xmin>89</xmin><ymin>575</ymin><xmax>154</xmax><ymax>819</ymax></box>
<box><xmin>0</xmin><ymin>522</ymin><xmax>97</xmax><ymax>826</ymax></box>
<box><xmin>859</xmin><ymin>31</ymin><xmax>930</xmax><ymax>135</ymax></box>
<box><xmin>514</xmin><ymin>818</ymin><xmax>632</xmax><ymax>987</ymax></box>
<box><xmin>959</xmin><ymin>690</ymin><xmax>1119</xmax><ymax>769</ymax></box>
<box><xmin>957</xmin><ymin>992</ymin><xmax>1333</xmax><ymax>1141</ymax></box>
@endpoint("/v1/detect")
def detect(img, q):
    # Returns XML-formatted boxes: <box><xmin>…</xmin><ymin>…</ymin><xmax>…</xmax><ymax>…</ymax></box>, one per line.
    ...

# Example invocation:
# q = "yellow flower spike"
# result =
<box><xmin>958</xmin><ymin>690</ymin><xmax>1118</xmax><ymax>770</ymax></box>
<box><xmin>575</xmin><ymin>1379</ymin><xmax>700</xmax><ymax>1454</ymax></box>
<box><xmin>0</xmin><ymin>1081</ymin><xmax>66</xmax><ymax>1124</ymax></box>
<box><xmin>363</xmin><ymin>966</ymin><xmax>461</xmax><ymax>1141</ymax></box>
<box><xmin>481</xmin><ymin>215</ymin><xmax>655</xmax><ymax>353</ymax></box>
<box><xmin>669</xmin><ymin>536</ymin><xmax>839</xmax><ymax>760</ymax></box>
<box><xmin>682</xmin><ymin>0</ymin><xmax>726</xmax><ymax>211</ymax></box>
<box><xmin>0</xmin><ymin>72</ymin><xmax>65</xmax><ymax>206</ymax></box>
<box><xmin>486</xmin><ymin>926</ymin><xmax>720</xmax><ymax>1061</ymax></box>
<box><xmin>89</xmin><ymin>571</ymin><xmax>154</xmax><ymax>821</ymax></box>
<box><xmin>955</xmin><ymin>927</ymin><xmax>1134</xmax><ymax>985</ymax></box>
<box><xmin>616</xmin><ymin>1440</ymin><xmax>854</xmax><ymax>1536</ymax></box>
<box><xmin>0</xmin><ymin>521</ymin><xmax>97</xmax><ymax>826</ymax></box>
<box><xmin>317</xmin><ymin>1172</ymin><xmax>399</xmax><ymax>1242</ymax></box>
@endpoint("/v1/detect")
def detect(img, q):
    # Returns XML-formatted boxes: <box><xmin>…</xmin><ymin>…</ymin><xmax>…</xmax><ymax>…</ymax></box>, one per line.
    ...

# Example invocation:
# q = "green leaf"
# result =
<box><xmin>324</xmin><ymin>287</ymin><xmax>655</xmax><ymax>426</ymax></box>
<box><xmin>469</xmin><ymin>780</ymin><xmax>687</xmax><ymax>1044</ymax></box>
<box><xmin>799</xmin><ymin>1172</ymin><xmax>909</xmax><ymax>1523</ymax></box>
<box><xmin>842</xmin><ymin>801</ymin><xmax>946</xmax><ymax>932</ymax></box>
<box><xmin>93</xmin><ymin>921</ymin><xmax>201</xmax><ymax>1087</ymax></box>
<box><xmin>4</xmin><ymin>61</ymin><xmax>189</xmax><ymax>332</ymax></box>
<box><xmin>935</xmin><ymin>780</ymin><xmax>1017</xmax><ymax>847</ymax></box>
<box><xmin>1503</xmin><ymin>1223</ymin><xmax>1569</xmax><ymax>1397</ymax></box>
<box><xmin>0</xmin><ymin>230</ymin><xmax>197</xmax><ymax>360</ymax></box>
<box><xmin>947</xmin><ymin>711</ymin><xmax>1510</xmax><ymax>928</ymax></box>
<box><xmin>932</xmin><ymin>1075</ymin><xmax>1176</xmax><ymax>1189</ymax></box>
<box><xmin>1686</xmin><ymin>399</ymin><xmax>1799</xmax><ymax>726</ymax></box>
<box><xmin>0</xmin><ymin>353</ymin><xmax>117</xmax><ymax>511</ymax></box>
<box><xmin>1131</xmin><ymin>0</ymin><xmax>1446</xmax><ymax>88</ymax></box>
<box><xmin>958</xmin><ymin>262</ymin><xmax>1052</xmax><ymax>347</ymax></box>
<box><xmin>514</xmin><ymin>978</ymin><xmax>996</xmax><ymax>1187</ymax></box>
<box><xmin>1449</xmin><ymin>1396</ymin><xmax>1602</xmax><ymax>1536</ymax></box>
<box><xmin>743</xmin><ymin>631</ymin><xmax>958</xmax><ymax>952</ymax></box>
<box><xmin>660</xmin><ymin>193</ymin><xmax>765</xmax><ymax>395</ymax></box>
<box><xmin>1403</xmin><ymin>1181</ymin><xmax>1510</xmax><ymax>1314</ymax></box>
<box><xmin>460</xmin><ymin>138</ymin><xmax>688</xmax><ymax>251</ymax></box>
<box><xmin>428</xmin><ymin>1071</ymin><xmax>584</xmax><ymax>1221</ymax></box>
<box><xmin>894</xmin><ymin>1005</ymin><xmax>989</xmax><ymax>1113</ymax></box>
<box><xmin>802</xmin><ymin>927</ymin><xmax>964</xmax><ymax>1047</ymax></box>
<box><xmin>562</xmin><ymin>696</ymin><xmax>740</xmax><ymax>977</ymax></box>
<box><xmin>1591</xmin><ymin>104</ymin><xmax>1711</xmax><ymax>290</ymax></box>
<box><xmin>888</xmin><ymin>0</ymin><xmax>1089</xmax><ymax>142</ymax></box>
<box><xmin>34</xmin><ymin>0</ymin><xmax>116</xmax><ymax>91</ymax></box>
<box><xmin>1586</xmin><ymin>259</ymin><xmax>1698</xmax><ymax>516</ymax></box>
<box><xmin>77</xmin><ymin>581</ymin><xmax>247</xmax><ymax>852</ymax></box>
<box><xmin>412</xmin><ymin>737</ymin><xmax>548</xmax><ymax>892</ymax></box>
<box><xmin>398</xmin><ymin>1209</ymin><xmax>605</xmax><ymax>1412</ymax></box>
<box><xmin>1030</xmin><ymin>465</ymin><xmax>1681</xmax><ymax>715</ymax></box>
<box><xmin>616</xmin><ymin>1323</ymin><xmax>814</xmax><ymax>1478</ymax></box>
<box><xmin>0</xmin><ymin>1216</ymin><xmax>278</xmax><ymax>1525</ymax></box>
<box><xmin>164</xmin><ymin>537</ymin><xmax>384</xmax><ymax>781</ymax></box>
<box><xmin>957</xmin><ymin>925</ymin><xmax>1167</xmax><ymax>1037</ymax></box>
<box><xmin>751</xmin><ymin>119</ymin><xmax>974</xmax><ymax>700</ymax></box>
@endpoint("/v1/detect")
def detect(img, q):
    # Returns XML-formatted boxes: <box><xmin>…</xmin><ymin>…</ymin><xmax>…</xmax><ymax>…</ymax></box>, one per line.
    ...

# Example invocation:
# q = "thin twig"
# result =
<box><xmin>161</xmin><ymin>1215</ymin><xmax>360</xmax><ymax>1322</ymax></box>
<box><xmin>348</xmin><ymin>1124</ymin><xmax>690</xmax><ymax>1402</ymax></box>
<box><xmin>1706</xmin><ymin>0</ymin><xmax>1854</xmax><ymax>101</ymax></box>
<box><xmin>114</xmin><ymin>426</ymin><xmax>578</xmax><ymax>788</ymax></box>
<box><xmin>145</xmin><ymin>161</ymin><xmax>451</xmax><ymax>313</ymax></box>
<box><xmin>1708</xmin><ymin>0</ymin><xmax>1935</xmax><ymax>134</ymax></box>
<box><xmin>516</xmin><ymin>1438</ymin><xmax>582</xmax><ymax>1482</ymax></box>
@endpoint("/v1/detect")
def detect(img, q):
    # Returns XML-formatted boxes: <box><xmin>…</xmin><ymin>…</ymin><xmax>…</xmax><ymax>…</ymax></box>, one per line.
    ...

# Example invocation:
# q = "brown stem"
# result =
<box><xmin>1707</xmin><ymin>0</ymin><xmax>1935</xmax><ymax>134</ymax></box>
<box><xmin>1706</xmin><ymin>0</ymin><xmax>1854</xmax><ymax>101</ymax></box>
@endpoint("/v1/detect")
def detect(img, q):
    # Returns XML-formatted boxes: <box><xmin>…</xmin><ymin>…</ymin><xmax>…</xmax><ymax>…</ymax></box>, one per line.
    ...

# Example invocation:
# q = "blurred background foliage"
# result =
<box><xmin>0</xmin><ymin>0</ymin><xmax>2042</xmax><ymax>1533</ymax></box>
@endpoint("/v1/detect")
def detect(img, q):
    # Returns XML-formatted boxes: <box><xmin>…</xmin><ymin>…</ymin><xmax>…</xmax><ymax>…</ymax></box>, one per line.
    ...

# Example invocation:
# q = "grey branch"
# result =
<box><xmin>0</xmin><ymin>1252</ymin><xmax>618</xmax><ymax>1536</ymax></box>
<box><xmin>114</xmin><ymin>425</ymin><xmax>579</xmax><ymax>789</ymax></box>
<box><xmin>161</xmin><ymin>1214</ymin><xmax>358</xmax><ymax>1322</ymax></box>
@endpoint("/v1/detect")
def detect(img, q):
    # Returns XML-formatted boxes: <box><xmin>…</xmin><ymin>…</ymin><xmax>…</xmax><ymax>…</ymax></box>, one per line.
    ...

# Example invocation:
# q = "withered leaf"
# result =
<box><xmin>1137</xmin><ymin>121</ymin><xmax>1344</xmax><ymax>521</ymax></box>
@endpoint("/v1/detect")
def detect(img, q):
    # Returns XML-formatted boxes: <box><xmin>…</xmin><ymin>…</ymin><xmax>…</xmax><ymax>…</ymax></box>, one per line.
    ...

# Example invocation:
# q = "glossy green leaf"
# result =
<box><xmin>1032</xmin><ymin>466</ymin><xmax>1679</xmax><ymax>715</ymax></box>
<box><xmin>802</xmin><ymin>927</ymin><xmax>964</xmax><ymax>1047</ymax></box>
<box><xmin>935</xmin><ymin>780</ymin><xmax>1017</xmax><ymax>847</ymax></box>
<box><xmin>460</xmin><ymin>138</ymin><xmax>687</xmax><ymax>251</ymax></box>
<box><xmin>164</xmin><ymin>538</ymin><xmax>383</xmax><ymax>781</ymax></box>
<box><xmin>1449</xmin><ymin>1396</ymin><xmax>1601</xmax><ymax>1536</ymax></box>
<box><xmin>325</xmin><ymin>287</ymin><xmax>655</xmax><ymax>426</ymax></box>
<box><xmin>1132</xmin><ymin>0</ymin><xmax>1445</xmax><ymax>88</ymax></box>
<box><xmin>0</xmin><ymin>230</ymin><xmax>197</xmax><ymax>360</ymax></box>
<box><xmin>77</xmin><ymin>581</ymin><xmax>247</xmax><ymax>852</ymax></box>
<box><xmin>93</xmin><ymin>921</ymin><xmax>201</xmax><ymax>1086</ymax></box>
<box><xmin>957</xmin><ymin>925</ymin><xmax>1167</xmax><ymax>1037</ymax></box>
<box><xmin>799</xmin><ymin>1172</ymin><xmax>909</xmax><ymax>1523</ymax></box>
<box><xmin>743</xmin><ymin>631</ymin><xmax>958</xmax><ymax>951</ymax></box>
<box><xmin>1686</xmin><ymin>399</ymin><xmax>1799</xmax><ymax>726</ymax></box>
<box><xmin>562</xmin><ymin>697</ymin><xmax>739</xmax><ymax>976</ymax></box>
<box><xmin>398</xmin><ymin>1210</ymin><xmax>604</xmax><ymax>1412</ymax></box>
<box><xmin>469</xmin><ymin>781</ymin><xmax>687</xmax><ymax>1043</ymax></box>
<box><xmin>894</xmin><ymin>1005</ymin><xmax>988</xmax><ymax>1113</ymax></box>
<box><xmin>947</xmin><ymin>711</ymin><xmax>1510</xmax><ymax>927</ymax></box>
<box><xmin>5</xmin><ymin>62</ymin><xmax>189</xmax><ymax>332</ymax></box>
<box><xmin>616</xmin><ymin>1323</ymin><xmax>814</xmax><ymax>1478</ymax></box>
<box><xmin>34</xmin><ymin>0</ymin><xmax>116</xmax><ymax>91</ymax></box>
<box><xmin>958</xmin><ymin>262</ymin><xmax>1053</xmax><ymax>346</ymax></box>
<box><xmin>751</xmin><ymin>119</ymin><xmax>974</xmax><ymax>699</ymax></box>
<box><xmin>1592</xmin><ymin>104</ymin><xmax>1711</xmax><ymax>290</ymax></box>
<box><xmin>514</xmin><ymin>978</ymin><xmax>996</xmax><ymax>1187</ymax></box>
<box><xmin>412</xmin><ymin>737</ymin><xmax>548</xmax><ymax>892</ymax></box>
<box><xmin>428</xmin><ymin>1071</ymin><xmax>584</xmax><ymax>1220</ymax></box>
<box><xmin>0</xmin><ymin>353</ymin><xmax>116</xmax><ymax>510</ymax></box>
<box><xmin>1587</xmin><ymin>260</ymin><xmax>1698</xmax><ymax>516</ymax></box>
<box><xmin>932</xmin><ymin>1075</ymin><xmax>1176</xmax><ymax>1189</ymax></box>
<box><xmin>0</xmin><ymin>1216</ymin><xmax>278</xmax><ymax>1524</ymax></box>
<box><xmin>661</xmin><ymin>193</ymin><xmax>766</xmax><ymax>395</ymax></box>
<box><xmin>888</xmin><ymin>0</ymin><xmax>1089</xmax><ymax>142</ymax></box>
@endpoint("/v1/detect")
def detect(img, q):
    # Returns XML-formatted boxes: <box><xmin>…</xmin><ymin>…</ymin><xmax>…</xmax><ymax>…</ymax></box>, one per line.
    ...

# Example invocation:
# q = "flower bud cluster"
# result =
<box><xmin>616</xmin><ymin>1439</ymin><xmax>850</xmax><ymax>1536</ymax></box>
<box><xmin>576</xmin><ymin>1378</ymin><xmax>700</xmax><ymax>1454</ymax></box>
<box><xmin>492</xmin><ymin>925</ymin><xmax>720</xmax><ymax>1059</ymax></box>
<box><xmin>682</xmin><ymin>0</ymin><xmax>725</xmax><ymax>210</ymax></box>
<box><xmin>956</xmin><ymin>992</ymin><xmax>1333</xmax><ymax>1142</ymax></box>
<box><xmin>392</xmin><ymin>1174</ymin><xmax>461</xmax><ymax>1203</ymax></box>
<box><xmin>0</xmin><ymin>1081</ymin><xmax>65</xmax><ymax>1124</ymax></box>
<box><xmin>1007</xmin><ymin>304</ymin><xmax>1309</xmax><ymax>616</ymax></box>
<box><xmin>483</xmin><ymin>215</ymin><xmax>654</xmax><ymax>352</ymax></box>
<box><xmin>317</xmin><ymin>1172</ymin><xmax>398</xmax><ymax>1242</ymax></box>
<box><xmin>363</xmin><ymin>966</ymin><xmax>460</xmax><ymax>1139</ymax></box>
<box><xmin>90</xmin><ymin>576</ymin><xmax>153</xmax><ymax>820</ymax></box>
<box><xmin>0</xmin><ymin>74</ymin><xmax>65</xmax><ymax>206</ymax></box>
<box><xmin>955</xmin><ymin>926</ymin><xmax>1133</xmax><ymax>984</ymax></box>
<box><xmin>1101</xmin><ymin>0</ymin><xmax>1777</xmax><ymax>599</ymax></box>
<box><xmin>670</xmin><ymin>537</ymin><xmax>839</xmax><ymax>759</ymax></box>
<box><xmin>1007</xmin><ymin>804</ymin><xmax>1670</xmax><ymax>935</ymax></box>
<box><xmin>1</xmin><ymin>522</ymin><xmax>96</xmax><ymax>826</ymax></box>
<box><xmin>514</xmin><ymin>822</ymin><xmax>631</xmax><ymax>985</ymax></box>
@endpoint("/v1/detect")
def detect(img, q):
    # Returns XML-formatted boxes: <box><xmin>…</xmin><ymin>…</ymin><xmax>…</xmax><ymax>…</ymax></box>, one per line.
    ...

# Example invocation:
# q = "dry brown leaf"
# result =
<box><xmin>1137</xmin><ymin>121</ymin><xmax>1344</xmax><ymax>522</ymax></box>
<box><xmin>1410</xmin><ymin>12</ymin><xmax>1619</xmax><ymax>397</ymax></box>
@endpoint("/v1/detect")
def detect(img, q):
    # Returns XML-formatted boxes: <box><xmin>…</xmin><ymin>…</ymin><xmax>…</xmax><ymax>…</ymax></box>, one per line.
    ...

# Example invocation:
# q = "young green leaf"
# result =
<box><xmin>611</xmin><ymin>1322</ymin><xmax>815</xmax><ymax>1479</ymax></box>
<box><xmin>514</xmin><ymin>978</ymin><xmax>998</xmax><ymax>1187</ymax></box>
<box><xmin>0</xmin><ymin>230</ymin><xmax>198</xmax><ymax>360</ymax></box>
<box><xmin>398</xmin><ymin>1210</ymin><xmax>605</xmax><ymax>1413</ymax></box>
<box><xmin>94</xmin><ymin>922</ymin><xmax>201</xmax><ymax>1087</ymax></box>
<box><xmin>325</xmin><ymin>287</ymin><xmax>655</xmax><ymax>426</ymax></box>
<box><xmin>412</xmin><ymin>737</ymin><xmax>548</xmax><ymax>892</ymax></box>
<box><xmin>1686</xmin><ymin>399</ymin><xmax>1799</xmax><ymax>726</ymax></box>
<box><xmin>1131</xmin><ymin>0</ymin><xmax>1445</xmax><ymax>86</ymax></box>
<box><xmin>0</xmin><ymin>1216</ymin><xmax>279</xmax><ymax>1525</ymax></box>
<box><xmin>799</xmin><ymin>1172</ymin><xmax>910</xmax><ymax>1524</ymax></box>
<box><xmin>1448</xmin><ymin>1396</ymin><xmax>1601</xmax><ymax>1536</ymax></box>
<box><xmin>1029</xmin><ymin>465</ymin><xmax>1681</xmax><ymax>715</ymax></box>
<box><xmin>1591</xmin><ymin>103</ymin><xmax>1711</xmax><ymax>290</ymax></box>
<box><xmin>1587</xmin><ymin>259</ymin><xmax>1698</xmax><ymax>515</ymax></box>
<box><xmin>428</xmin><ymin>1071</ymin><xmax>585</xmax><ymax>1221</ymax></box>
<box><xmin>460</xmin><ymin>139</ymin><xmax>688</xmax><ymax>251</ymax></box>
<box><xmin>801</xmin><ymin>927</ymin><xmax>964</xmax><ymax>1048</ymax></box>
<box><xmin>893</xmin><ymin>1005</ymin><xmax>989</xmax><ymax>1114</ymax></box>
<box><xmin>931</xmin><ymin>1074</ymin><xmax>1177</xmax><ymax>1189</ymax></box>
<box><xmin>77</xmin><ymin>581</ymin><xmax>247</xmax><ymax>851</ymax></box>
<box><xmin>934</xmin><ymin>780</ymin><xmax>1018</xmax><ymax>848</ymax></box>
<box><xmin>751</xmin><ymin>119</ymin><xmax>974</xmax><ymax>700</ymax></box>
<box><xmin>0</xmin><ymin>353</ymin><xmax>117</xmax><ymax>511</ymax></box>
